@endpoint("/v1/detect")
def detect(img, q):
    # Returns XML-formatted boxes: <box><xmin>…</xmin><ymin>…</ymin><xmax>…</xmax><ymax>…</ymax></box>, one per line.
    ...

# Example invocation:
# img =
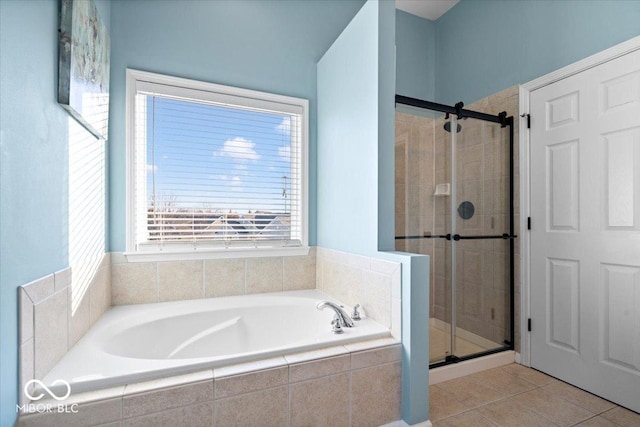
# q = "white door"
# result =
<box><xmin>530</xmin><ymin>48</ymin><xmax>640</xmax><ymax>412</ymax></box>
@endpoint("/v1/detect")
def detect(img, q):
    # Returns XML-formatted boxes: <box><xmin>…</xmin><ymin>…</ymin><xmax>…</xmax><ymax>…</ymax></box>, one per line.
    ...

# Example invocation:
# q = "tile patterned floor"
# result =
<box><xmin>430</xmin><ymin>363</ymin><xmax>640</xmax><ymax>427</ymax></box>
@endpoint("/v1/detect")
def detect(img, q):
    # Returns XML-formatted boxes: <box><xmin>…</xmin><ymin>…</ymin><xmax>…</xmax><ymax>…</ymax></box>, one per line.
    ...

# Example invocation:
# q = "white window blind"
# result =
<box><xmin>69</xmin><ymin>117</ymin><xmax>105</xmax><ymax>313</ymax></box>
<box><xmin>128</xmin><ymin>70</ymin><xmax>307</xmax><ymax>254</ymax></box>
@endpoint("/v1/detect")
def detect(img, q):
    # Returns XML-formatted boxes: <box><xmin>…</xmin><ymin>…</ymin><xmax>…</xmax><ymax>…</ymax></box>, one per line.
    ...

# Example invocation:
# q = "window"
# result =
<box><xmin>126</xmin><ymin>69</ymin><xmax>308</xmax><ymax>260</ymax></box>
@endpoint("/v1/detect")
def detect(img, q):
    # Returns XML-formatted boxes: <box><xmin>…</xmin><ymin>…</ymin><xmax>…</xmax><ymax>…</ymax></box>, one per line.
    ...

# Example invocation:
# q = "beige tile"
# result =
<box><xmin>157</xmin><ymin>261</ymin><xmax>203</xmax><ymax>302</ymax></box>
<box><xmin>215</xmin><ymin>367</ymin><xmax>287</xmax><ymax>399</ymax></box>
<box><xmin>124</xmin><ymin>370</ymin><xmax>213</xmax><ymax>395</ymax></box>
<box><xmin>284</xmin><ymin>345</ymin><xmax>349</xmax><ymax>365</ymax></box>
<box><xmin>542</xmin><ymin>381</ymin><xmax>616</xmax><ymax>414</ymax></box>
<box><xmin>123</xmin><ymin>401</ymin><xmax>213</xmax><ymax>427</ymax></box>
<box><xmin>359</xmin><ymin>270</ymin><xmax>392</xmax><ymax>327</ymax></box>
<box><xmin>500</xmin><ymin>363</ymin><xmax>557</xmax><ymax>386</ymax></box>
<box><xmin>289</xmin><ymin>354</ymin><xmax>350</xmax><ymax>383</ymax></box>
<box><xmin>575</xmin><ymin>416</ymin><xmax>623</xmax><ymax>427</ymax></box>
<box><xmin>34</xmin><ymin>289</ymin><xmax>68</xmax><ymax>379</ymax></box>
<box><xmin>283</xmin><ymin>254</ymin><xmax>316</xmax><ymax>291</ymax></box>
<box><xmin>351</xmin><ymin>344</ymin><xmax>402</xmax><ymax>370</ymax></box>
<box><xmin>467</xmin><ymin>367</ymin><xmax>538</xmax><ymax>396</ymax></box>
<box><xmin>370</xmin><ymin>258</ymin><xmax>400</xmax><ymax>276</ymax></box>
<box><xmin>100</xmin><ymin>252</ymin><xmax>111</xmax><ymax>270</ymax></box>
<box><xmin>23</xmin><ymin>274</ymin><xmax>55</xmax><ymax>304</ymax></box>
<box><xmin>391</xmin><ymin>297</ymin><xmax>402</xmax><ymax>339</ymax></box>
<box><xmin>111</xmin><ymin>263</ymin><xmax>157</xmax><ymax>305</ymax></box>
<box><xmin>122</xmin><ymin>380</ymin><xmax>213</xmax><ymax>418</ymax></box>
<box><xmin>290</xmin><ymin>373</ymin><xmax>349</xmax><ymax>427</ymax></box>
<box><xmin>512</xmin><ymin>389</ymin><xmax>595</xmax><ymax>426</ymax></box>
<box><xmin>19</xmin><ymin>386</ymin><xmax>123</xmax><ymax>416</ymax></box>
<box><xmin>437</xmin><ymin>376</ymin><xmax>509</xmax><ymax>409</ymax></box>
<box><xmin>343</xmin><ymin>337</ymin><xmax>398</xmax><ymax>352</ymax></box>
<box><xmin>476</xmin><ymin>399</ymin><xmax>559</xmax><ymax>427</ymax></box>
<box><xmin>325</xmin><ymin>262</ymin><xmax>361</xmax><ymax>307</ymax></box>
<box><xmin>19</xmin><ymin>288</ymin><xmax>34</xmax><ymax>344</ymax></box>
<box><xmin>19</xmin><ymin>398</ymin><xmax>122</xmax><ymax>427</ymax></box>
<box><xmin>90</xmin><ymin>267</ymin><xmax>107</xmax><ymax>325</ymax></box>
<box><xmin>429</xmin><ymin>385</ymin><xmax>470</xmax><ymax>421</ymax></box>
<box><xmin>63</xmin><ymin>385</ymin><xmax>125</xmax><ymax>406</ymax></box>
<box><xmin>95</xmin><ymin>422</ymin><xmax>122</xmax><ymax>427</ymax></box>
<box><xmin>68</xmin><ymin>289</ymin><xmax>91</xmax><ymax>348</ymax></box>
<box><xmin>19</xmin><ymin>339</ymin><xmax>34</xmax><ymax>405</ymax></box>
<box><xmin>214</xmin><ymin>386</ymin><xmax>288</xmax><ymax>427</ymax></box>
<box><xmin>213</xmin><ymin>356</ymin><xmax>287</xmax><ymax>378</ymax></box>
<box><xmin>600</xmin><ymin>406</ymin><xmax>640</xmax><ymax>427</ymax></box>
<box><xmin>351</xmin><ymin>362</ymin><xmax>401</xmax><ymax>427</ymax></box>
<box><xmin>204</xmin><ymin>258</ymin><xmax>246</xmax><ymax>298</ymax></box>
<box><xmin>432</xmin><ymin>409</ymin><xmax>499</xmax><ymax>427</ymax></box>
<box><xmin>246</xmin><ymin>257</ymin><xmax>283</xmax><ymax>294</ymax></box>
<box><xmin>104</xmin><ymin>264</ymin><xmax>112</xmax><ymax>312</ymax></box>
<box><xmin>110</xmin><ymin>252</ymin><xmax>127</xmax><ymax>264</ymax></box>
<box><xmin>54</xmin><ymin>267</ymin><xmax>71</xmax><ymax>292</ymax></box>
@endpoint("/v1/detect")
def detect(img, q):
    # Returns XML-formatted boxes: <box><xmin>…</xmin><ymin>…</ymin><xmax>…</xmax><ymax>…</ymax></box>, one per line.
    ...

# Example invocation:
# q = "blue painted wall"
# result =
<box><xmin>396</xmin><ymin>9</ymin><xmax>435</xmax><ymax>101</ymax></box>
<box><xmin>108</xmin><ymin>0</ymin><xmax>366</xmax><ymax>251</ymax></box>
<box><xmin>317</xmin><ymin>0</ymin><xmax>380</xmax><ymax>255</ymax></box>
<box><xmin>0</xmin><ymin>1</ymin><xmax>110</xmax><ymax>423</ymax></box>
<box><xmin>435</xmin><ymin>0</ymin><xmax>640</xmax><ymax>105</ymax></box>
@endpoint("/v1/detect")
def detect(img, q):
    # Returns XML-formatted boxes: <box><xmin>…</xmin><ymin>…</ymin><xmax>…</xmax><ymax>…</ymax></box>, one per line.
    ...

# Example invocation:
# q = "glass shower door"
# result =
<box><xmin>449</xmin><ymin>116</ymin><xmax>513</xmax><ymax>359</ymax></box>
<box><xmin>394</xmin><ymin>97</ymin><xmax>514</xmax><ymax>367</ymax></box>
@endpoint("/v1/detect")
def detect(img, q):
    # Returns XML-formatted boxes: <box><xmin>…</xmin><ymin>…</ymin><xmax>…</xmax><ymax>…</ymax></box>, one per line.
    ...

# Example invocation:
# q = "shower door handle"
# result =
<box><xmin>451</xmin><ymin>233</ymin><xmax>518</xmax><ymax>240</ymax></box>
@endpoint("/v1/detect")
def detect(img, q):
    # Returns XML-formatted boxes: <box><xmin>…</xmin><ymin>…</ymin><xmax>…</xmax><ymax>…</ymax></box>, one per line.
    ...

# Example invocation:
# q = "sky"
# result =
<box><xmin>145</xmin><ymin>96</ymin><xmax>295</xmax><ymax>215</ymax></box>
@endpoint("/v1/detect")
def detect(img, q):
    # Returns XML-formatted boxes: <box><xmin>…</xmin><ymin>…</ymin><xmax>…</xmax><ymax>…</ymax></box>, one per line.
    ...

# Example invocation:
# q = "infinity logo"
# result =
<box><xmin>24</xmin><ymin>379</ymin><xmax>71</xmax><ymax>401</ymax></box>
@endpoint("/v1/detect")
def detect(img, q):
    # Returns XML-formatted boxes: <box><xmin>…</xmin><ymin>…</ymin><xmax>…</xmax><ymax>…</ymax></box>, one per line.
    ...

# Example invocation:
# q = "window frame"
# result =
<box><xmin>125</xmin><ymin>69</ymin><xmax>309</xmax><ymax>262</ymax></box>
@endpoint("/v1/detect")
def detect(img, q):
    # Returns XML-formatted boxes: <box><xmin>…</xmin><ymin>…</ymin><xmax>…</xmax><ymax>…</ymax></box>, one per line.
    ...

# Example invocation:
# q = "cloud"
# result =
<box><xmin>278</xmin><ymin>145</ymin><xmax>290</xmax><ymax>161</ymax></box>
<box><xmin>231</xmin><ymin>176</ymin><xmax>243</xmax><ymax>192</ymax></box>
<box><xmin>146</xmin><ymin>164</ymin><xmax>158</xmax><ymax>172</ymax></box>
<box><xmin>214</xmin><ymin>137</ymin><xmax>260</xmax><ymax>161</ymax></box>
<box><xmin>276</xmin><ymin>117</ymin><xmax>290</xmax><ymax>134</ymax></box>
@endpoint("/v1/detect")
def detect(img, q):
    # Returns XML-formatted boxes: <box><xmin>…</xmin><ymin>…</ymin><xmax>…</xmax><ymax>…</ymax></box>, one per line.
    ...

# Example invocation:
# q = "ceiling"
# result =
<box><xmin>396</xmin><ymin>0</ymin><xmax>460</xmax><ymax>21</ymax></box>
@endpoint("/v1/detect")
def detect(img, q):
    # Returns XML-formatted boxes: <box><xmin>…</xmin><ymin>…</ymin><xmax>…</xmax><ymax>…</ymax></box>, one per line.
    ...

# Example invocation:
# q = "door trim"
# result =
<box><xmin>518</xmin><ymin>35</ymin><xmax>640</xmax><ymax>367</ymax></box>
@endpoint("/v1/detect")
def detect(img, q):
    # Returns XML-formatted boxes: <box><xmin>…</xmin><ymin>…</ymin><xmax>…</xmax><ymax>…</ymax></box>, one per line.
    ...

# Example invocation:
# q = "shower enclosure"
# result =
<box><xmin>395</xmin><ymin>96</ymin><xmax>515</xmax><ymax>367</ymax></box>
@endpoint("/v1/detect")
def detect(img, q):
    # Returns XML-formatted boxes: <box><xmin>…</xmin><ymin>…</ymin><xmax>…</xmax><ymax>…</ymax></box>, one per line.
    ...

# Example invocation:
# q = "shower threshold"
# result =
<box><xmin>429</xmin><ymin>318</ymin><xmax>510</xmax><ymax>366</ymax></box>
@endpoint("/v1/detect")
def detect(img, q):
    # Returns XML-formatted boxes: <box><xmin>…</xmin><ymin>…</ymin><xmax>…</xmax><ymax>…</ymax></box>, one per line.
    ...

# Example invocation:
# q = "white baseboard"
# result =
<box><xmin>429</xmin><ymin>350</ymin><xmax>515</xmax><ymax>385</ymax></box>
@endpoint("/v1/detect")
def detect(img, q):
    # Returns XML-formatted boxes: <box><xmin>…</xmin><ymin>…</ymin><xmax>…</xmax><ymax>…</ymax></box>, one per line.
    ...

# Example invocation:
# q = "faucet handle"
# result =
<box><xmin>331</xmin><ymin>316</ymin><xmax>344</xmax><ymax>334</ymax></box>
<box><xmin>351</xmin><ymin>304</ymin><xmax>362</xmax><ymax>321</ymax></box>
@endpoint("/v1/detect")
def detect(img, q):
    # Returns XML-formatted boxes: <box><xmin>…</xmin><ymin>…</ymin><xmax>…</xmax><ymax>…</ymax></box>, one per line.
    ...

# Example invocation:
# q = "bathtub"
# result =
<box><xmin>40</xmin><ymin>290</ymin><xmax>390</xmax><ymax>395</ymax></box>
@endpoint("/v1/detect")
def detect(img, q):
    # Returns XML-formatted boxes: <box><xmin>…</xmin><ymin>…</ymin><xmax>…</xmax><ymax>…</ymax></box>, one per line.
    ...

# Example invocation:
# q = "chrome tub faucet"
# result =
<box><xmin>316</xmin><ymin>301</ymin><xmax>355</xmax><ymax>334</ymax></box>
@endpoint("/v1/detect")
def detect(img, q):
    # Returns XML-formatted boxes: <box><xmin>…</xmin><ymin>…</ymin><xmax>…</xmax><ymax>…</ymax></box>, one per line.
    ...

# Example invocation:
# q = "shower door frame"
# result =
<box><xmin>395</xmin><ymin>95</ymin><xmax>516</xmax><ymax>368</ymax></box>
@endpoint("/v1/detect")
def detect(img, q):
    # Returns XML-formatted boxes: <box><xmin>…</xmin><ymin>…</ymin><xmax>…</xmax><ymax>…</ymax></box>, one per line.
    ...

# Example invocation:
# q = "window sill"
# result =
<box><xmin>123</xmin><ymin>246</ymin><xmax>310</xmax><ymax>263</ymax></box>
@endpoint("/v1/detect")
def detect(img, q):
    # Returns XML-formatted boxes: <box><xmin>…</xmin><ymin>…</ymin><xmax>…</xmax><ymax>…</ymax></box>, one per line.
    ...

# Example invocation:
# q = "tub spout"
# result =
<box><xmin>316</xmin><ymin>301</ymin><xmax>355</xmax><ymax>329</ymax></box>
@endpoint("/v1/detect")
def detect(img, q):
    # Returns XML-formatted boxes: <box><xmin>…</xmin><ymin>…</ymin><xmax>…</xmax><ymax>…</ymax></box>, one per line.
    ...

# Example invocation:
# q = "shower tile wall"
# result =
<box><xmin>395</xmin><ymin>85</ymin><xmax>521</xmax><ymax>353</ymax></box>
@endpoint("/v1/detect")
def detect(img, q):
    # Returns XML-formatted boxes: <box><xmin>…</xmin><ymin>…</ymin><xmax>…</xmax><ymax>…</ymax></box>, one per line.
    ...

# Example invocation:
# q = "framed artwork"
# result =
<box><xmin>58</xmin><ymin>0</ymin><xmax>110</xmax><ymax>140</ymax></box>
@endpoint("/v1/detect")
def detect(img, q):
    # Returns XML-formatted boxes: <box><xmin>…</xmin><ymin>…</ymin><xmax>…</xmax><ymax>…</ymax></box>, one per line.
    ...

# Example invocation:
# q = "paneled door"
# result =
<box><xmin>530</xmin><ymin>48</ymin><xmax>640</xmax><ymax>412</ymax></box>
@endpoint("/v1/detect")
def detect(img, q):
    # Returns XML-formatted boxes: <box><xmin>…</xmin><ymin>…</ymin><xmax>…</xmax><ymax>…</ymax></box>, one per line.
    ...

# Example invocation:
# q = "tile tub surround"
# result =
<box><xmin>315</xmin><ymin>247</ymin><xmax>402</xmax><ymax>339</ymax></box>
<box><xmin>18</xmin><ymin>338</ymin><xmax>403</xmax><ymax>427</ymax></box>
<box><xmin>18</xmin><ymin>253</ymin><xmax>111</xmax><ymax>406</ymax></box>
<box><xmin>110</xmin><ymin>248</ymin><xmax>317</xmax><ymax>305</ymax></box>
<box><xmin>111</xmin><ymin>247</ymin><xmax>399</xmax><ymax>340</ymax></box>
